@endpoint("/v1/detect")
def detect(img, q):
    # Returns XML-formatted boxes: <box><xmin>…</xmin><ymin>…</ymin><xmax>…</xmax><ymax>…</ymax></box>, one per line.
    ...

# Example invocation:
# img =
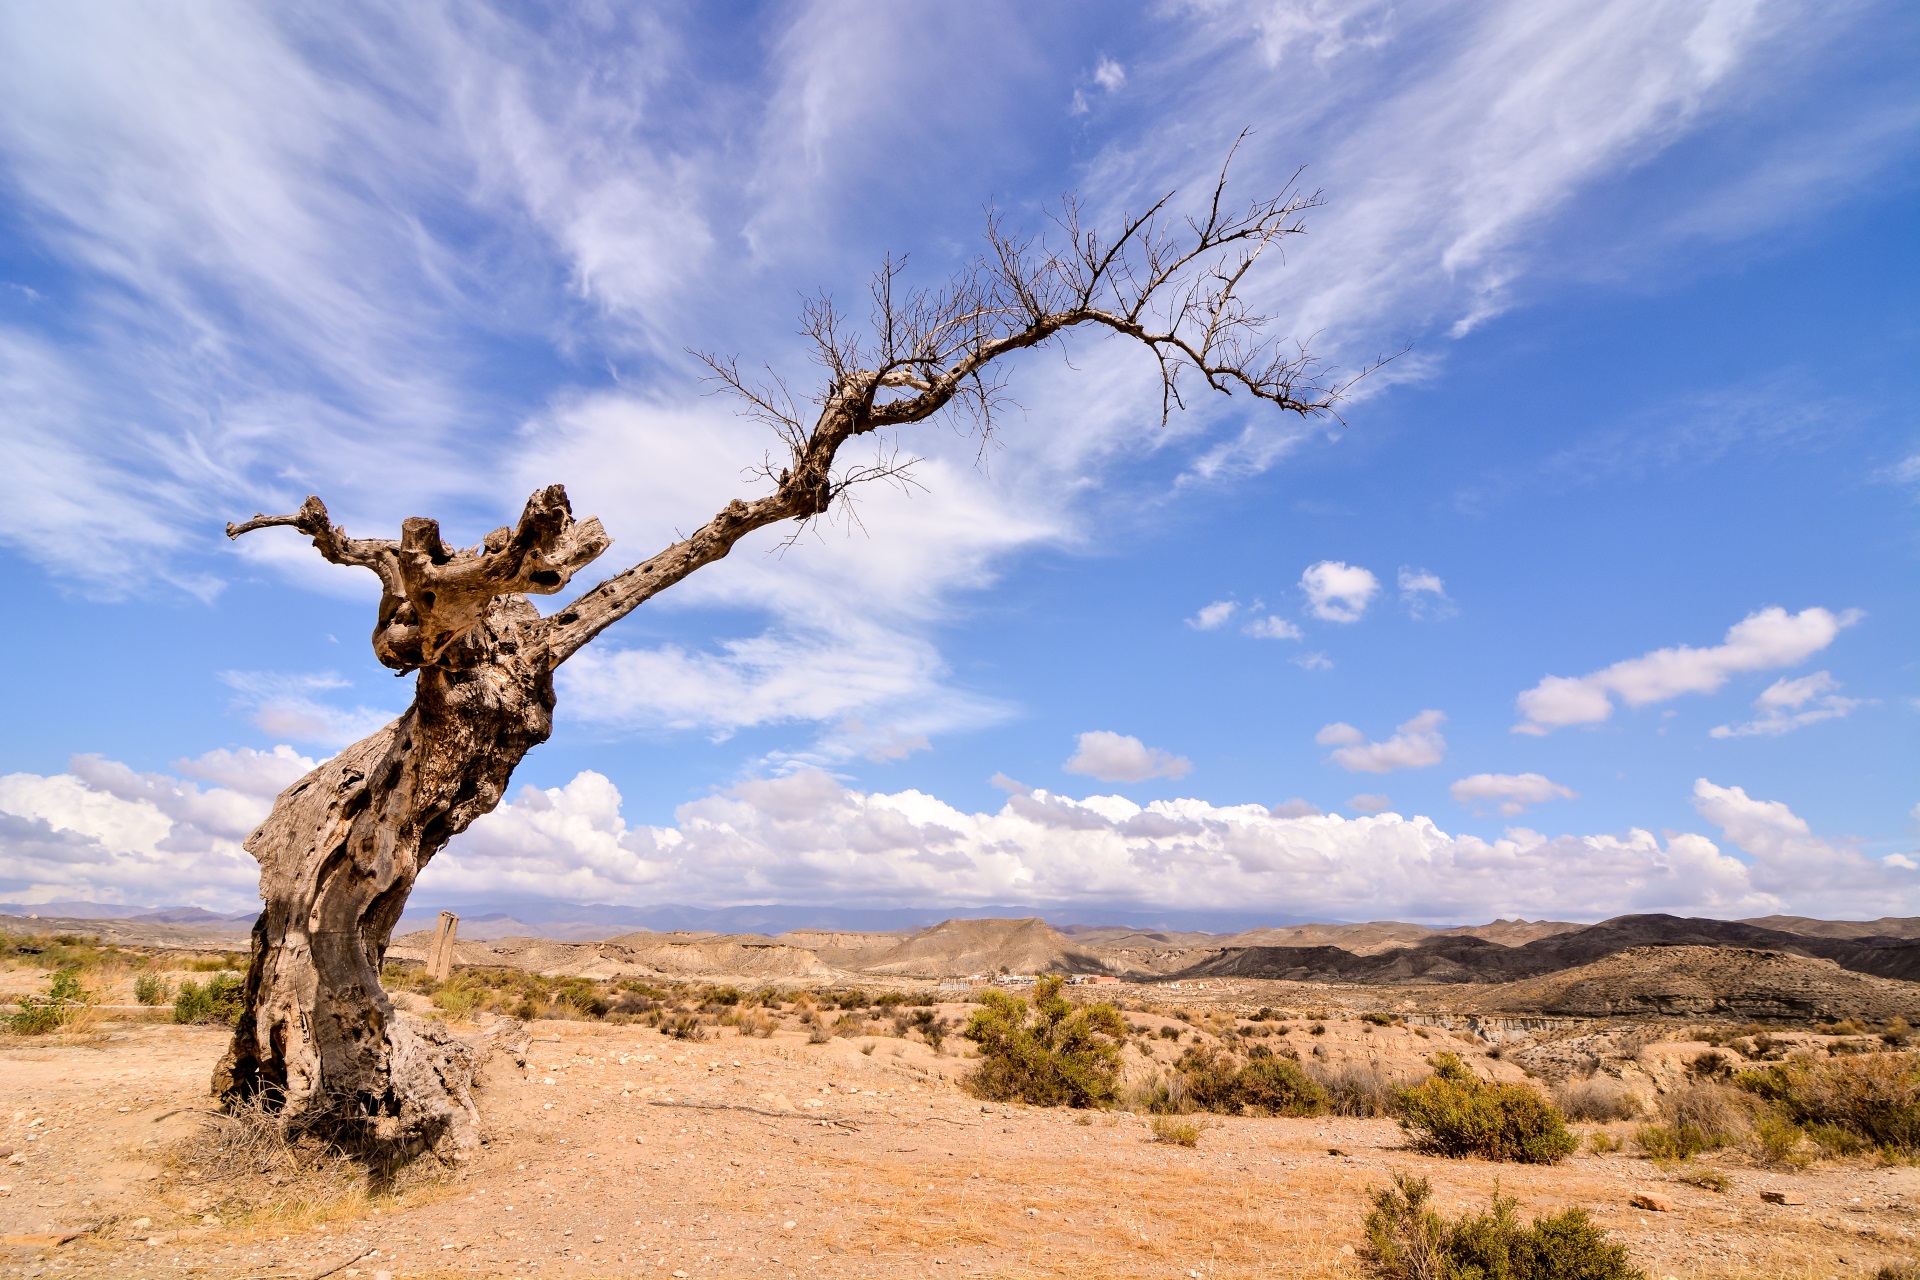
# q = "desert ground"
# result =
<box><xmin>5</xmin><ymin>916</ymin><xmax>1920</xmax><ymax>1279</ymax></box>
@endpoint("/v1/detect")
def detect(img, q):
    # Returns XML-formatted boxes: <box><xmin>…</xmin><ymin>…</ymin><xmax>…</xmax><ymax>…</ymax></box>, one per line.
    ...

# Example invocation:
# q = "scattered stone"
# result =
<box><xmin>1327</xmin><ymin>1147</ymin><xmax>1346</xmax><ymax>1157</ymax></box>
<box><xmin>1629</xmin><ymin>1193</ymin><xmax>1674</xmax><ymax>1212</ymax></box>
<box><xmin>1761</xmin><ymin>1191</ymin><xmax>1806</xmax><ymax>1206</ymax></box>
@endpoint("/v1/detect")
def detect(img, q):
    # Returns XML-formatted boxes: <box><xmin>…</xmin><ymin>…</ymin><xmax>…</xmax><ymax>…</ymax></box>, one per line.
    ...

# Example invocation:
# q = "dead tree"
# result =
<box><xmin>217</xmin><ymin>145</ymin><xmax>1379</xmax><ymax>1153</ymax></box>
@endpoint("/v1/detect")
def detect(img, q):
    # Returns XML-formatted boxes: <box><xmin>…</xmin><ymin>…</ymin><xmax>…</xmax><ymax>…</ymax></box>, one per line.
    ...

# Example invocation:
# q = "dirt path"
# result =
<box><xmin>3</xmin><ymin>1020</ymin><xmax>1917</xmax><ymax>1279</ymax></box>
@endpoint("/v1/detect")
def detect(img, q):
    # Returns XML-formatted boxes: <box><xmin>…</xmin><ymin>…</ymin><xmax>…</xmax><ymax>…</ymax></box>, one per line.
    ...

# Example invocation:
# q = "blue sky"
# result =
<box><xmin>0</xmin><ymin>1</ymin><xmax>1914</xmax><ymax>923</ymax></box>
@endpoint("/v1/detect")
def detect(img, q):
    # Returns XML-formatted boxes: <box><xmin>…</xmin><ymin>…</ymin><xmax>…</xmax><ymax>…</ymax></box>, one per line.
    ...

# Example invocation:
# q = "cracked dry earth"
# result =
<box><xmin>4</xmin><ymin>1020</ymin><xmax>1920</xmax><ymax>1279</ymax></box>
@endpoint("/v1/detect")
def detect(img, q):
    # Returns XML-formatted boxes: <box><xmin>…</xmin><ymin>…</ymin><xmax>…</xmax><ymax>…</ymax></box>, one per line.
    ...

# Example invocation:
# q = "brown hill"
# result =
<box><xmin>1470</xmin><ymin>946</ymin><xmax>1920</xmax><ymax>1021</ymax></box>
<box><xmin>859</xmin><ymin>917</ymin><xmax>1110</xmax><ymax>978</ymax></box>
<box><xmin>1741</xmin><ymin>915</ymin><xmax>1920</xmax><ymax>940</ymax></box>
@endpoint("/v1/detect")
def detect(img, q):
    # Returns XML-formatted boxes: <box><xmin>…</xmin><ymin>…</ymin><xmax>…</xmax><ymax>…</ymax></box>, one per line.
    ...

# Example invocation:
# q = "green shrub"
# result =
<box><xmin>430</xmin><ymin>975</ymin><xmax>485</xmax><ymax>1021</ymax></box>
<box><xmin>1395</xmin><ymin>1053</ymin><xmax>1577</xmax><ymax>1164</ymax></box>
<box><xmin>5</xmin><ymin>967</ymin><xmax>95</xmax><ymax>1035</ymax></box>
<box><xmin>133</xmin><ymin>972</ymin><xmax>171</xmax><ymax>1006</ymax></box>
<box><xmin>1735</xmin><ymin>1052</ymin><xmax>1920</xmax><ymax>1154</ymax></box>
<box><xmin>963</xmin><ymin>975</ymin><xmax>1125</xmax><ymax>1108</ymax></box>
<box><xmin>173</xmin><ymin>973</ymin><xmax>245</xmax><ymax>1025</ymax></box>
<box><xmin>1363</xmin><ymin>1173</ymin><xmax>1644</xmax><ymax>1280</ymax></box>
<box><xmin>1166</xmin><ymin>1044</ymin><xmax>1327</xmax><ymax>1116</ymax></box>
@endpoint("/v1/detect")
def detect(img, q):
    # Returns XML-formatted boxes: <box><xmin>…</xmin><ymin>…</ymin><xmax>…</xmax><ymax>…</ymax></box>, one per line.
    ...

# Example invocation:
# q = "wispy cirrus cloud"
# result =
<box><xmin>1710</xmin><ymin>671</ymin><xmax>1869</xmax><ymax>739</ymax></box>
<box><xmin>0</xmin><ymin>0</ymin><xmax>1904</xmax><ymax>759</ymax></box>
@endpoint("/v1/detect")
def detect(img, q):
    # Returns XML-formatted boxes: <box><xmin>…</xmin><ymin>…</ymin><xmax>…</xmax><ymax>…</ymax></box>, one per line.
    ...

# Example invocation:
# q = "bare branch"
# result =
<box><xmin>547</xmin><ymin>138</ymin><xmax>1393</xmax><ymax>663</ymax></box>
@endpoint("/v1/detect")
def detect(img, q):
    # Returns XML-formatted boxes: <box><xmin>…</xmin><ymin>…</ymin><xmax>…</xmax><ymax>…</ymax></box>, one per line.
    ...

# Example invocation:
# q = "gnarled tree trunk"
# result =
<box><xmin>215</xmin><ymin>597</ymin><xmax>555</xmax><ymax>1152</ymax></box>
<box><xmin>216</xmin><ymin>154</ymin><xmax>1361</xmax><ymax>1152</ymax></box>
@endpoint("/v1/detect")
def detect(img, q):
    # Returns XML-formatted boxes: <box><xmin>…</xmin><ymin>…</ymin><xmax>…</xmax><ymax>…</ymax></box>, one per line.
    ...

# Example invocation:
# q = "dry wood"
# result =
<box><xmin>217</xmin><ymin>142</ymin><xmax>1375</xmax><ymax>1154</ymax></box>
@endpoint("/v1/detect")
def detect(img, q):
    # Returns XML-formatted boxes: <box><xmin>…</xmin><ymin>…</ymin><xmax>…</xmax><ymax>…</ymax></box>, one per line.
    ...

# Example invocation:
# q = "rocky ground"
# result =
<box><xmin>3</xmin><ymin>1013</ymin><xmax>1919</xmax><ymax>1280</ymax></box>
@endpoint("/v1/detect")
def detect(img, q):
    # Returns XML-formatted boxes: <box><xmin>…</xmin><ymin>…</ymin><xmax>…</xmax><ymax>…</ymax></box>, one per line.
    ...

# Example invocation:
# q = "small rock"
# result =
<box><xmin>1760</xmin><ymin>1190</ymin><xmax>1805</xmax><ymax>1205</ymax></box>
<box><xmin>783</xmin><ymin>1220</ymin><xmax>796</xmax><ymax>1230</ymax></box>
<box><xmin>129</xmin><ymin>1218</ymin><xmax>151</xmax><ymax>1230</ymax></box>
<box><xmin>1327</xmin><ymin>1147</ymin><xmax>1346</xmax><ymax>1157</ymax></box>
<box><xmin>1629</xmin><ymin>1193</ymin><xmax>1674</xmax><ymax>1212</ymax></box>
<box><xmin>1340</xmin><ymin>1244</ymin><xmax>1356</xmax><ymax>1255</ymax></box>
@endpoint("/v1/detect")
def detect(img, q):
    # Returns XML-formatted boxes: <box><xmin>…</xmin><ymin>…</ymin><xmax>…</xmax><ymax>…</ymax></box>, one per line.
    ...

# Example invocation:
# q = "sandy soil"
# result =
<box><xmin>4</xmin><ymin>1015</ymin><xmax>1919</xmax><ymax>1280</ymax></box>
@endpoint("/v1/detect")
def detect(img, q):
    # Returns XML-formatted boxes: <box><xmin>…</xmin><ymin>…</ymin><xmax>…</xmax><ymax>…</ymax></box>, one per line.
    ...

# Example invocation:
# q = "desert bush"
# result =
<box><xmin>1360</xmin><ymin>1012</ymin><xmax>1393</xmax><ymax>1026</ymax></box>
<box><xmin>1875</xmin><ymin>1264</ymin><xmax>1920</xmax><ymax>1280</ymax></box>
<box><xmin>133</xmin><ymin>972</ymin><xmax>171</xmax><ymax>1006</ymax></box>
<box><xmin>664</xmin><ymin>1012</ymin><xmax>705</xmax><ymax>1041</ymax></box>
<box><xmin>909</xmin><ymin>1008</ymin><xmax>947</xmax><ymax>1049</ymax></box>
<box><xmin>173</xmin><ymin>972</ymin><xmax>245</xmax><ymax>1025</ymax></box>
<box><xmin>1735</xmin><ymin>1052</ymin><xmax>1920</xmax><ymax>1154</ymax></box>
<box><xmin>1149</xmin><ymin>1115</ymin><xmax>1202</xmax><ymax>1147</ymax></box>
<box><xmin>1395</xmin><ymin>1053</ymin><xmax>1577</xmax><ymax>1164</ymax></box>
<box><xmin>1311</xmin><ymin>1060</ymin><xmax>1399</xmax><ymax>1118</ymax></box>
<box><xmin>1362</xmin><ymin>1173</ymin><xmax>1644</xmax><ymax>1280</ymax></box>
<box><xmin>1588</xmin><ymin>1130</ymin><xmax>1622</xmax><ymax>1154</ymax></box>
<box><xmin>1881</xmin><ymin>1018</ymin><xmax>1912</xmax><ymax>1048</ymax></box>
<box><xmin>963</xmin><ymin>975</ymin><xmax>1125</xmax><ymax>1108</ymax></box>
<box><xmin>1634</xmin><ymin>1081</ymin><xmax>1749</xmax><ymax>1159</ymax></box>
<box><xmin>1309</xmin><ymin>1022</ymin><xmax>1327</xmax><ymax>1036</ymax></box>
<box><xmin>1687</xmin><ymin>1050</ymin><xmax>1734</xmax><ymax>1081</ymax></box>
<box><xmin>1157</xmin><ymin>1024</ymin><xmax>1181</xmax><ymax>1040</ymax></box>
<box><xmin>5</xmin><ymin>967</ymin><xmax>94</xmax><ymax>1034</ymax></box>
<box><xmin>1167</xmin><ymin>1044</ymin><xmax>1327</xmax><ymax>1117</ymax></box>
<box><xmin>806</xmin><ymin>1019</ymin><xmax>832</xmax><ymax>1044</ymax></box>
<box><xmin>1553</xmin><ymin>1076</ymin><xmax>1639</xmax><ymax>1122</ymax></box>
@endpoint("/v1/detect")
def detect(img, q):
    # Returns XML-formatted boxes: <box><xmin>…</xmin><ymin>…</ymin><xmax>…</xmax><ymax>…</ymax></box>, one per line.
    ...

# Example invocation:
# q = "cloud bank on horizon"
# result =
<box><xmin>0</xmin><ymin>748</ymin><xmax>1910</xmax><ymax>922</ymax></box>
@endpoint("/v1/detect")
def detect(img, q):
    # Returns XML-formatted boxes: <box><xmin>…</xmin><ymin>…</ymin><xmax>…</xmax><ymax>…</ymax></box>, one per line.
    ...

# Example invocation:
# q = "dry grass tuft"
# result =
<box><xmin>1148</xmin><ymin>1115</ymin><xmax>1203</xmax><ymax>1147</ymax></box>
<box><xmin>1552</xmin><ymin>1075</ymin><xmax>1640</xmax><ymax>1122</ymax></box>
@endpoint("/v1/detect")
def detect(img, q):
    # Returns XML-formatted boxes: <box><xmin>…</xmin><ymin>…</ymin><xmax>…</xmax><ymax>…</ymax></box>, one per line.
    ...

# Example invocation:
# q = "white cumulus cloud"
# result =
<box><xmin>1187</xmin><ymin>600</ymin><xmax>1237</xmax><ymax>630</ymax></box>
<box><xmin>1300</xmin><ymin>561</ymin><xmax>1380</xmax><ymax>623</ymax></box>
<box><xmin>0</xmin><ymin>746</ymin><xmax>317</xmax><ymax>909</ymax></box>
<box><xmin>1514</xmin><ymin>607</ymin><xmax>1861</xmax><ymax>734</ymax></box>
<box><xmin>1317</xmin><ymin>710</ymin><xmax>1447</xmax><ymax>774</ymax></box>
<box><xmin>1243</xmin><ymin>615</ymin><xmax>1304</xmax><ymax>640</ymax></box>
<box><xmin>1062</xmin><ymin>731</ymin><xmax>1193</xmax><ymax>783</ymax></box>
<box><xmin>1450</xmin><ymin>772</ymin><xmax>1578</xmax><ymax>816</ymax></box>
<box><xmin>1710</xmin><ymin>670</ymin><xmax>1867</xmax><ymax>738</ymax></box>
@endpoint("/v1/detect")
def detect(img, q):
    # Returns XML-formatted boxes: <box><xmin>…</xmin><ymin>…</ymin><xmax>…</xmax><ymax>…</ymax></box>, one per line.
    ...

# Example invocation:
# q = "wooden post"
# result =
<box><xmin>427</xmin><ymin>911</ymin><xmax>459</xmax><ymax>982</ymax></box>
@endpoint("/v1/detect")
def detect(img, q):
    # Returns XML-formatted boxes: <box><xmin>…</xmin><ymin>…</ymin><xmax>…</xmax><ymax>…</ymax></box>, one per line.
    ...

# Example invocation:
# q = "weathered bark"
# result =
<box><xmin>216</xmin><ymin>151</ymin><xmax>1370</xmax><ymax>1152</ymax></box>
<box><xmin>215</xmin><ymin>595</ymin><xmax>558</xmax><ymax>1152</ymax></box>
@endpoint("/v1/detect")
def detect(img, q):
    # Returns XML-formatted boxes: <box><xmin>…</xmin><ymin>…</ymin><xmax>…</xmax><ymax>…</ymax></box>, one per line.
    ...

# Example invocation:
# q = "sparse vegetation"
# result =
<box><xmin>1309</xmin><ymin>1060</ymin><xmax>1401</xmax><ymax>1117</ymax></box>
<box><xmin>1148</xmin><ymin>1115</ymin><xmax>1202</xmax><ymax>1147</ymax></box>
<box><xmin>5</xmin><ymin>966</ymin><xmax>93</xmax><ymax>1034</ymax></box>
<box><xmin>134</xmin><ymin>971</ymin><xmax>172</xmax><ymax>1005</ymax></box>
<box><xmin>173</xmin><ymin>973</ymin><xmax>245</xmax><ymax>1025</ymax></box>
<box><xmin>1635</xmin><ymin>1081</ymin><xmax>1750</xmax><ymax>1160</ymax></box>
<box><xmin>1675</xmin><ymin>1167</ymin><xmax>1731</xmax><ymax>1193</ymax></box>
<box><xmin>963</xmin><ymin>975</ymin><xmax>1125</xmax><ymax>1108</ymax></box>
<box><xmin>1735</xmin><ymin>1051</ymin><xmax>1920</xmax><ymax>1155</ymax></box>
<box><xmin>1362</xmin><ymin>1173</ymin><xmax>1644</xmax><ymax>1280</ymax></box>
<box><xmin>1157</xmin><ymin>1043</ymin><xmax>1328</xmax><ymax>1116</ymax></box>
<box><xmin>1553</xmin><ymin>1075</ymin><xmax>1639</xmax><ymax>1122</ymax></box>
<box><xmin>1395</xmin><ymin>1053</ymin><xmax>1578</xmax><ymax>1164</ymax></box>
